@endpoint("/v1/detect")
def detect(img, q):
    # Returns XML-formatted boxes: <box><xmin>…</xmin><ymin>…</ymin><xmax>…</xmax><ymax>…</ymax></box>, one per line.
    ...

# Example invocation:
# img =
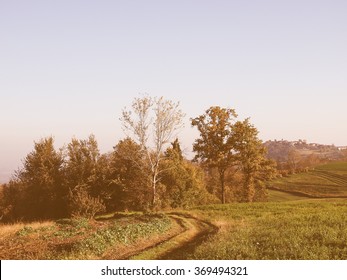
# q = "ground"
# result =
<box><xmin>1</xmin><ymin>162</ymin><xmax>347</xmax><ymax>260</ymax></box>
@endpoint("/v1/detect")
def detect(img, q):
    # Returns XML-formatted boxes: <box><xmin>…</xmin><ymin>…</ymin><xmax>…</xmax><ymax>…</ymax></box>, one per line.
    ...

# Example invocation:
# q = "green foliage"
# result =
<box><xmin>16</xmin><ymin>226</ymin><xmax>35</xmax><ymax>237</ymax></box>
<box><xmin>67</xmin><ymin>214</ymin><xmax>172</xmax><ymax>258</ymax></box>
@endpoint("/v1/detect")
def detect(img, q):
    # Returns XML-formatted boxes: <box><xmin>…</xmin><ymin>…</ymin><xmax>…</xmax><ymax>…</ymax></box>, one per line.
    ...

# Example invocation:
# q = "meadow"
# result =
<box><xmin>269</xmin><ymin>162</ymin><xmax>347</xmax><ymax>198</ymax></box>
<box><xmin>1</xmin><ymin>162</ymin><xmax>347</xmax><ymax>260</ymax></box>
<box><xmin>1</xmin><ymin>199</ymin><xmax>347</xmax><ymax>260</ymax></box>
<box><xmin>189</xmin><ymin>199</ymin><xmax>347</xmax><ymax>260</ymax></box>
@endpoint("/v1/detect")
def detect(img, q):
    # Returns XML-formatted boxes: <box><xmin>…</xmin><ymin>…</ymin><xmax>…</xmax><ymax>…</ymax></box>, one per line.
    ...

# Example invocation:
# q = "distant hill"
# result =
<box><xmin>264</xmin><ymin>139</ymin><xmax>346</xmax><ymax>164</ymax></box>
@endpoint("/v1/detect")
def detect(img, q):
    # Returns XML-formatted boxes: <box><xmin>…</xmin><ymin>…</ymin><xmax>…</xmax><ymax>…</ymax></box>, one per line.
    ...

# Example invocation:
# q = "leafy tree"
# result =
<box><xmin>233</xmin><ymin>119</ymin><xmax>277</xmax><ymax>202</ymax></box>
<box><xmin>64</xmin><ymin>135</ymin><xmax>99</xmax><ymax>190</ymax></box>
<box><xmin>64</xmin><ymin>135</ymin><xmax>105</xmax><ymax>217</ymax></box>
<box><xmin>108</xmin><ymin>138</ymin><xmax>150</xmax><ymax>210</ymax></box>
<box><xmin>14</xmin><ymin>137</ymin><xmax>65</xmax><ymax>219</ymax></box>
<box><xmin>191</xmin><ymin>106</ymin><xmax>238</xmax><ymax>204</ymax></box>
<box><xmin>0</xmin><ymin>181</ymin><xmax>27</xmax><ymax>222</ymax></box>
<box><xmin>121</xmin><ymin>95</ymin><xmax>184</xmax><ymax>207</ymax></box>
<box><xmin>160</xmin><ymin>139</ymin><xmax>218</xmax><ymax>208</ymax></box>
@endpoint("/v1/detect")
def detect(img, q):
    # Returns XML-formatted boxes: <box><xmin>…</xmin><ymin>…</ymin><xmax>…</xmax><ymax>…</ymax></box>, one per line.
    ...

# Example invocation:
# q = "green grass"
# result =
<box><xmin>267</xmin><ymin>189</ymin><xmax>308</xmax><ymax>202</ymax></box>
<box><xmin>190</xmin><ymin>199</ymin><xmax>347</xmax><ymax>260</ymax></box>
<box><xmin>269</xmin><ymin>162</ymin><xmax>347</xmax><ymax>198</ymax></box>
<box><xmin>316</xmin><ymin>162</ymin><xmax>347</xmax><ymax>172</ymax></box>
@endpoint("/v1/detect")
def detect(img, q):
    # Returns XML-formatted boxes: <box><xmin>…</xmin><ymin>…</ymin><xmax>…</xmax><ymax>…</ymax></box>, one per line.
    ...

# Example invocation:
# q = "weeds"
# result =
<box><xmin>16</xmin><ymin>226</ymin><xmax>35</xmax><ymax>237</ymax></box>
<box><xmin>70</xmin><ymin>215</ymin><xmax>171</xmax><ymax>258</ymax></box>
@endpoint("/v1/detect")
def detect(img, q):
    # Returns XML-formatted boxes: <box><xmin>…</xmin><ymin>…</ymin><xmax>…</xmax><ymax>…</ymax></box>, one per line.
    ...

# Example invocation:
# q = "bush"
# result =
<box><xmin>68</xmin><ymin>189</ymin><xmax>106</xmax><ymax>219</ymax></box>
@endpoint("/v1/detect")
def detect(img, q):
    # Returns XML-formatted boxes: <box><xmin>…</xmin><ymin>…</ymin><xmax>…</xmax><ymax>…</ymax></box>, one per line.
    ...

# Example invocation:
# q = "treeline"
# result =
<box><xmin>0</xmin><ymin>96</ymin><xmax>276</xmax><ymax>222</ymax></box>
<box><xmin>0</xmin><ymin>136</ymin><xmax>216</xmax><ymax>222</ymax></box>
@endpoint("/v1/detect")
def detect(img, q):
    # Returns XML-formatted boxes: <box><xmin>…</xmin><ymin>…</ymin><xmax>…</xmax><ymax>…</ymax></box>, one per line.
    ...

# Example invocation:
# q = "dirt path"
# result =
<box><xmin>127</xmin><ymin>213</ymin><xmax>218</xmax><ymax>260</ymax></box>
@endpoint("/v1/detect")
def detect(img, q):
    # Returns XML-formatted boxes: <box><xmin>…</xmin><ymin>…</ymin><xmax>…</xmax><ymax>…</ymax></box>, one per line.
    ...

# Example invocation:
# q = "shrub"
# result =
<box><xmin>68</xmin><ymin>189</ymin><xmax>106</xmax><ymax>219</ymax></box>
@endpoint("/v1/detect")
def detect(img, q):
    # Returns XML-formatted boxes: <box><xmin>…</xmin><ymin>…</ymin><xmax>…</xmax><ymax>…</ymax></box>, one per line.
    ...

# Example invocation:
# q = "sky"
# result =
<box><xmin>1</xmin><ymin>0</ymin><xmax>347</xmax><ymax>183</ymax></box>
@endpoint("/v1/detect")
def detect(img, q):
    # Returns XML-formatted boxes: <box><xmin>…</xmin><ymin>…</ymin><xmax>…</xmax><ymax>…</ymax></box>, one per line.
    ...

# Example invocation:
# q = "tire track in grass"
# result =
<box><xmin>102</xmin><ymin>215</ymin><xmax>185</xmax><ymax>260</ymax></box>
<box><xmin>128</xmin><ymin>213</ymin><xmax>218</xmax><ymax>260</ymax></box>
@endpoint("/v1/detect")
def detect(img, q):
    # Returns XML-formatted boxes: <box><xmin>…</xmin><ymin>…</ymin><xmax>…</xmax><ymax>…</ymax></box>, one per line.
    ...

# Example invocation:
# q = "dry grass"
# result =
<box><xmin>0</xmin><ymin>214</ymin><xmax>174</xmax><ymax>260</ymax></box>
<box><xmin>0</xmin><ymin>221</ymin><xmax>54</xmax><ymax>238</ymax></box>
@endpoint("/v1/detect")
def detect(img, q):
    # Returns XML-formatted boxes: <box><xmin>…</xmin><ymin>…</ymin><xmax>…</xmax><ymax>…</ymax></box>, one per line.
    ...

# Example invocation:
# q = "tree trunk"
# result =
<box><xmin>151</xmin><ymin>172</ymin><xmax>157</xmax><ymax>207</ymax></box>
<box><xmin>244</xmin><ymin>175</ymin><xmax>255</xmax><ymax>202</ymax></box>
<box><xmin>219</xmin><ymin>170</ymin><xmax>226</xmax><ymax>204</ymax></box>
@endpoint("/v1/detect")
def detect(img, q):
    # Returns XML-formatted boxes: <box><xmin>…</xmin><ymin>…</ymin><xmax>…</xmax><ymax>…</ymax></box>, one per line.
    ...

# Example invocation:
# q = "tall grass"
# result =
<box><xmin>0</xmin><ymin>221</ymin><xmax>54</xmax><ymax>238</ymax></box>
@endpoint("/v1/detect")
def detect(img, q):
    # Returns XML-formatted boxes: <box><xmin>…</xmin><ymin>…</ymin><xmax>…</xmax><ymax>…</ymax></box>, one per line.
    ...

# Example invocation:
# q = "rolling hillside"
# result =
<box><xmin>269</xmin><ymin>162</ymin><xmax>347</xmax><ymax>199</ymax></box>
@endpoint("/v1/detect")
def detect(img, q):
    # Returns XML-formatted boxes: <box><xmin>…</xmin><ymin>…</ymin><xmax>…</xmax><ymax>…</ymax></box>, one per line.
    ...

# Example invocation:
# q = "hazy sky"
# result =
<box><xmin>1</xmin><ymin>0</ymin><xmax>347</xmax><ymax>182</ymax></box>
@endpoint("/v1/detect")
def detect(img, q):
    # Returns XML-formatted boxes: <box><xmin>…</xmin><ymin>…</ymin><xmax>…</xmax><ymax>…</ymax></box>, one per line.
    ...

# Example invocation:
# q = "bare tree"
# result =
<box><xmin>121</xmin><ymin>95</ymin><xmax>185</xmax><ymax>207</ymax></box>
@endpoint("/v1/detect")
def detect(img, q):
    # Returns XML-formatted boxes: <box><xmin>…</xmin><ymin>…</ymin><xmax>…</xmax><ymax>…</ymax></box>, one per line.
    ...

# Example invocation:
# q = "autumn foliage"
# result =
<box><xmin>0</xmin><ymin>97</ymin><xmax>276</xmax><ymax>222</ymax></box>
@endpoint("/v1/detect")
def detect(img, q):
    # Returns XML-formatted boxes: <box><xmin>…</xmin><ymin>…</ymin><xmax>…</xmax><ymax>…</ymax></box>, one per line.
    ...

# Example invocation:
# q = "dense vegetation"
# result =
<box><xmin>0</xmin><ymin>213</ymin><xmax>173</xmax><ymax>260</ymax></box>
<box><xmin>0</xmin><ymin>96</ymin><xmax>275</xmax><ymax>222</ymax></box>
<box><xmin>0</xmin><ymin>136</ymin><xmax>218</xmax><ymax>222</ymax></box>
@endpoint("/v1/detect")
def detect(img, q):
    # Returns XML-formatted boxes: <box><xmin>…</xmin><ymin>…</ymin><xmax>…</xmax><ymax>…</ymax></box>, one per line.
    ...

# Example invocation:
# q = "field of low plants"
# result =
<box><xmin>190</xmin><ymin>199</ymin><xmax>347</xmax><ymax>259</ymax></box>
<box><xmin>269</xmin><ymin>162</ymin><xmax>347</xmax><ymax>198</ymax></box>
<box><xmin>0</xmin><ymin>213</ymin><xmax>173</xmax><ymax>260</ymax></box>
<box><xmin>267</xmin><ymin>189</ymin><xmax>307</xmax><ymax>202</ymax></box>
<box><xmin>3</xmin><ymin>160</ymin><xmax>347</xmax><ymax>261</ymax></box>
<box><xmin>1</xmin><ymin>199</ymin><xmax>347</xmax><ymax>260</ymax></box>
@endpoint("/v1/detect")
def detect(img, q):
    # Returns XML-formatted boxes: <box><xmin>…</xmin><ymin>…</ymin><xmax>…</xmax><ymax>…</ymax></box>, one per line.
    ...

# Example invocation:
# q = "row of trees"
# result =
<box><xmin>0</xmin><ymin>96</ymin><xmax>276</xmax><ymax>221</ymax></box>
<box><xmin>0</xmin><ymin>135</ymin><xmax>216</xmax><ymax>221</ymax></box>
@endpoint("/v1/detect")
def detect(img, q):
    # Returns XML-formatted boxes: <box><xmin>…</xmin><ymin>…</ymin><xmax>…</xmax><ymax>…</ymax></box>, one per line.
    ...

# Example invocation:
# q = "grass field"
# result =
<box><xmin>2</xmin><ymin>162</ymin><xmax>347</xmax><ymax>260</ymax></box>
<box><xmin>1</xmin><ymin>199</ymin><xmax>347</xmax><ymax>260</ymax></box>
<box><xmin>190</xmin><ymin>199</ymin><xmax>347</xmax><ymax>260</ymax></box>
<box><xmin>269</xmin><ymin>162</ymin><xmax>347</xmax><ymax>198</ymax></box>
<box><xmin>267</xmin><ymin>189</ymin><xmax>308</xmax><ymax>202</ymax></box>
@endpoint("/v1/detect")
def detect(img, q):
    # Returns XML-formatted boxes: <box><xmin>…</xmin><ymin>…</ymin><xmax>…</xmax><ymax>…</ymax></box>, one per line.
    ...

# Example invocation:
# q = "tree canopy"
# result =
<box><xmin>1</xmin><ymin>96</ymin><xmax>280</xmax><ymax>222</ymax></box>
<box><xmin>192</xmin><ymin>107</ymin><xmax>276</xmax><ymax>203</ymax></box>
<box><xmin>191</xmin><ymin>106</ymin><xmax>238</xmax><ymax>203</ymax></box>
